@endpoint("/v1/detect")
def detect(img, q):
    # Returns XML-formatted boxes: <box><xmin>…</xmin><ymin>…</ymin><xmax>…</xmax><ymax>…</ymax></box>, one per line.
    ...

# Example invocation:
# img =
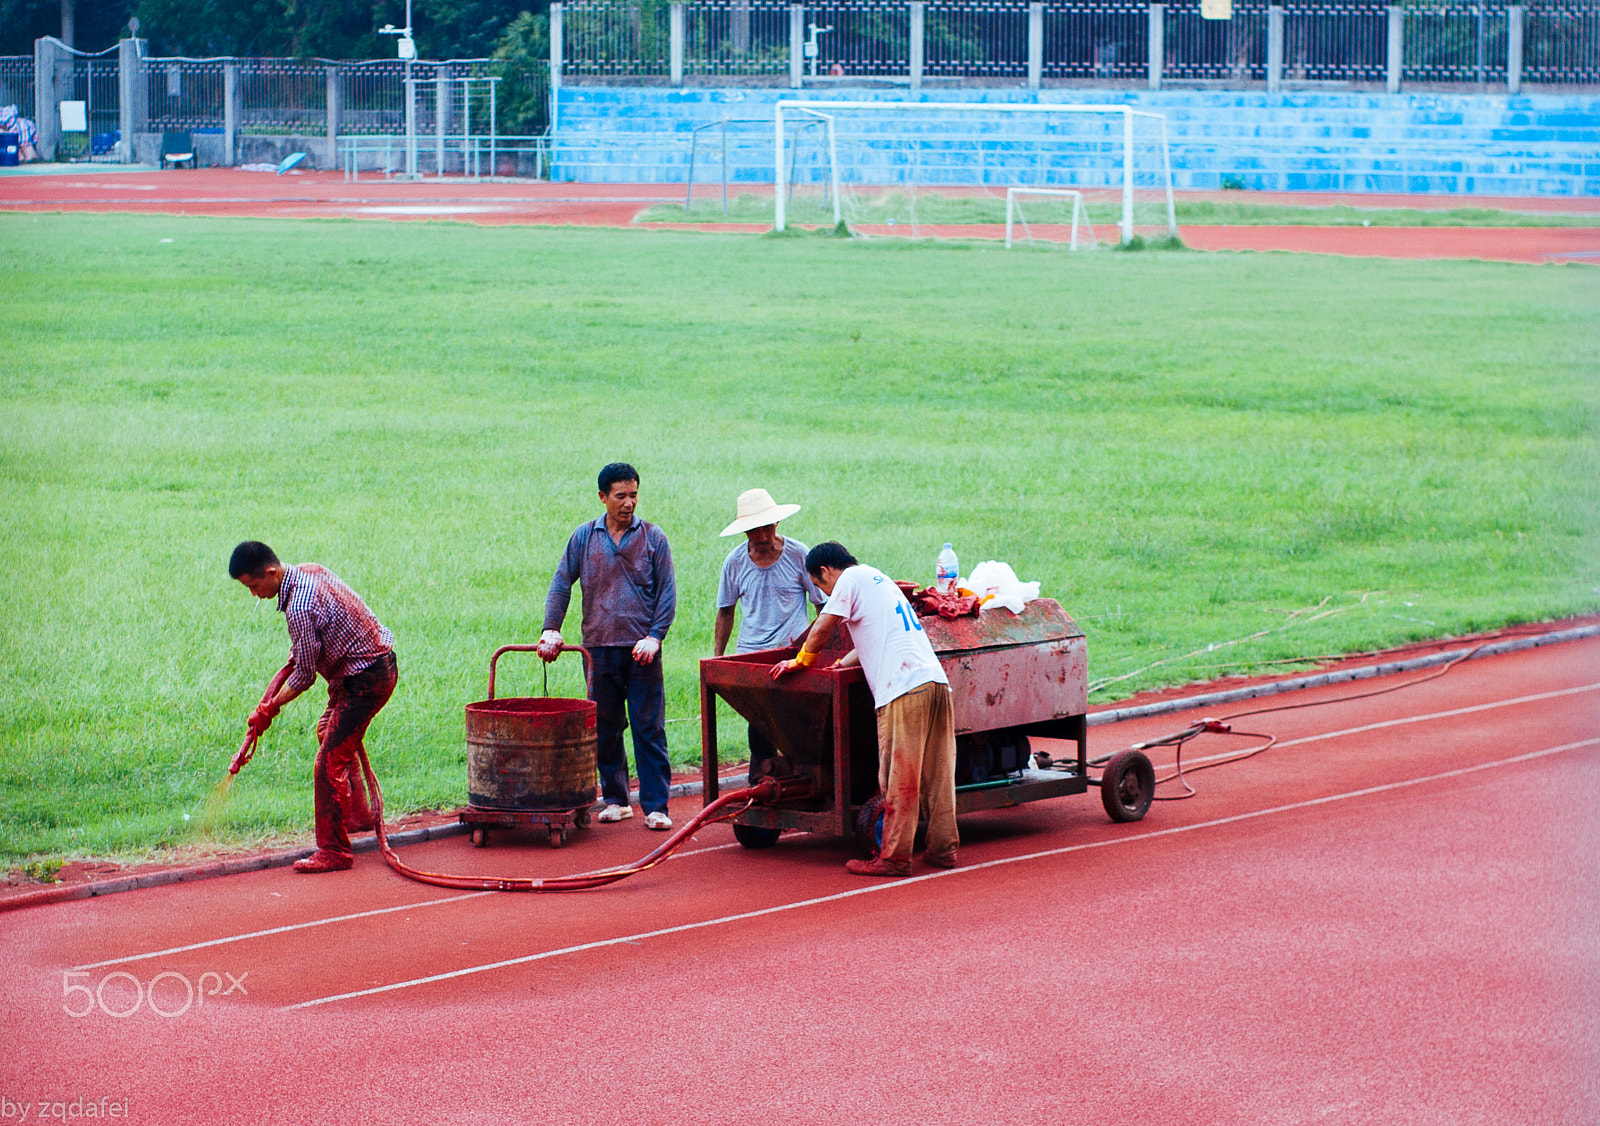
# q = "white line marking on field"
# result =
<box><xmin>355</xmin><ymin>204</ymin><xmax>512</xmax><ymax>215</ymax></box>
<box><xmin>1148</xmin><ymin>681</ymin><xmax>1600</xmax><ymax>769</ymax></box>
<box><xmin>72</xmin><ymin>840</ymin><xmax>746</xmax><ymax>969</ymax></box>
<box><xmin>284</xmin><ymin>737</ymin><xmax>1600</xmax><ymax>1010</ymax></box>
<box><xmin>73</xmin><ymin>892</ymin><xmax>491</xmax><ymax>969</ymax></box>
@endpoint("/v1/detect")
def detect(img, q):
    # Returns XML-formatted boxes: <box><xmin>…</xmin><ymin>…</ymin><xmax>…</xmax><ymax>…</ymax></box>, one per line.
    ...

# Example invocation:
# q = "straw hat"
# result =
<box><xmin>719</xmin><ymin>488</ymin><xmax>802</xmax><ymax>537</ymax></box>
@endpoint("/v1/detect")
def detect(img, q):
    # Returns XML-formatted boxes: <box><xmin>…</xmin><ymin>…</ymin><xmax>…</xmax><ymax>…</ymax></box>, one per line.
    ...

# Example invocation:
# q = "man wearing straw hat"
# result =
<box><xmin>714</xmin><ymin>488</ymin><xmax>825</xmax><ymax>784</ymax></box>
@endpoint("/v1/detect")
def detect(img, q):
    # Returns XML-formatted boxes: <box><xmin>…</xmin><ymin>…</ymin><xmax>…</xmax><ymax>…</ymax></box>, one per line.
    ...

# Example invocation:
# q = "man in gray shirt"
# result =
<box><xmin>540</xmin><ymin>463</ymin><xmax>677</xmax><ymax>829</ymax></box>
<box><xmin>713</xmin><ymin>488</ymin><xmax>823</xmax><ymax>782</ymax></box>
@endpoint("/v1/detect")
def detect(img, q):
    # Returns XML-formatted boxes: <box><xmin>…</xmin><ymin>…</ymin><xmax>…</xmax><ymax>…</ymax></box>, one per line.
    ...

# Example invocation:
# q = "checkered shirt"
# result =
<box><xmin>276</xmin><ymin>563</ymin><xmax>395</xmax><ymax>693</ymax></box>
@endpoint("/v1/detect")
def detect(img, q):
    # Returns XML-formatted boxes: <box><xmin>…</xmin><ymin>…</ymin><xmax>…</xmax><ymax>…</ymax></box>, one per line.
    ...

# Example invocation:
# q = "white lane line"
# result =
<box><xmin>284</xmin><ymin>736</ymin><xmax>1600</xmax><ymax>1010</ymax></box>
<box><xmin>1146</xmin><ymin>681</ymin><xmax>1600</xmax><ymax>769</ymax></box>
<box><xmin>73</xmin><ymin>892</ymin><xmax>491</xmax><ymax>969</ymax></box>
<box><xmin>71</xmin><ymin>839</ymin><xmax>745</xmax><ymax>970</ymax></box>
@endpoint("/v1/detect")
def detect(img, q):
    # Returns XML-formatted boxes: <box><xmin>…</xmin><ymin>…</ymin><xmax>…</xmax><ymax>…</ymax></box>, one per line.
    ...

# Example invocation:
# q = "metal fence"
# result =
<box><xmin>564</xmin><ymin>0</ymin><xmax>674</xmax><ymax>74</ymax></box>
<box><xmin>1</xmin><ymin>56</ymin><xmax>37</xmax><ymax>119</ymax></box>
<box><xmin>1042</xmin><ymin>2</ymin><xmax>1151</xmax><ymax>80</ymax></box>
<box><xmin>1284</xmin><ymin>3</ymin><xmax>1390</xmax><ymax>82</ymax></box>
<box><xmin>1522</xmin><ymin>4</ymin><xmax>1600</xmax><ymax>80</ymax></box>
<box><xmin>138</xmin><ymin>57</ymin><xmax>549</xmax><ymax>136</ymax></box>
<box><xmin>925</xmin><ymin>0</ymin><xmax>1031</xmax><ymax>77</ymax></box>
<box><xmin>684</xmin><ymin>0</ymin><xmax>794</xmax><ymax>75</ymax></box>
<box><xmin>1404</xmin><ymin>5</ymin><xmax>1508</xmax><ymax>83</ymax></box>
<box><xmin>808</xmin><ymin>0</ymin><xmax>913</xmax><ymax>74</ymax></box>
<box><xmin>555</xmin><ymin>0</ymin><xmax>1599</xmax><ymax>85</ymax></box>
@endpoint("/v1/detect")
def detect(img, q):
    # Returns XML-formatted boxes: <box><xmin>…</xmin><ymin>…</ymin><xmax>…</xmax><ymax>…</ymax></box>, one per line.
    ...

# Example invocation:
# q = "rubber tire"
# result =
<box><xmin>854</xmin><ymin>796</ymin><xmax>885</xmax><ymax>857</ymax></box>
<box><xmin>1100</xmin><ymin>749</ymin><xmax>1155</xmax><ymax>823</ymax></box>
<box><xmin>575</xmin><ymin>808</ymin><xmax>591</xmax><ymax>829</ymax></box>
<box><xmin>470</xmin><ymin>827</ymin><xmax>489</xmax><ymax>848</ymax></box>
<box><xmin>732</xmin><ymin>822</ymin><xmax>781</xmax><ymax>850</ymax></box>
<box><xmin>549</xmin><ymin>825</ymin><xmax>565</xmax><ymax>848</ymax></box>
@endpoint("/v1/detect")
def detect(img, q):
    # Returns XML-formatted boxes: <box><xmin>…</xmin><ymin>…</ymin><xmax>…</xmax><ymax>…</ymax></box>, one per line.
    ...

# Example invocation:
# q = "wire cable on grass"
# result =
<box><xmin>1088</xmin><ymin>594</ymin><xmax>1368</xmax><ymax>694</ymax></box>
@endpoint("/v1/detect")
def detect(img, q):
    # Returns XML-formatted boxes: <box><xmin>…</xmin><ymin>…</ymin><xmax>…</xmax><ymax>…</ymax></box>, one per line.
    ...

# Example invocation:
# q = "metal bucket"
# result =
<box><xmin>465</xmin><ymin>696</ymin><xmax>597</xmax><ymax>811</ymax></box>
<box><xmin>464</xmin><ymin>645</ymin><xmax>596</xmax><ymax>812</ymax></box>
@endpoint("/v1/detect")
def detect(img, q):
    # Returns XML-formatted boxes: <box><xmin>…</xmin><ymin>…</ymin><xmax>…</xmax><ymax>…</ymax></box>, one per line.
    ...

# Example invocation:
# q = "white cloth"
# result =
<box><xmin>821</xmin><ymin>565</ymin><xmax>948</xmax><ymax>708</ymax></box>
<box><xmin>717</xmin><ymin>536</ymin><xmax>824</xmax><ymax>653</ymax></box>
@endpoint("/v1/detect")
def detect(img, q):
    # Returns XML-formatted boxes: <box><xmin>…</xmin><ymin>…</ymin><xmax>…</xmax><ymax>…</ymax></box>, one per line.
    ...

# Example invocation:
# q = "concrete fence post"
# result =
<box><xmin>325</xmin><ymin>66</ymin><xmax>340</xmax><ymax>171</ymax></box>
<box><xmin>1266</xmin><ymin>6</ymin><xmax>1283</xmax><ymax>92</ymax></box>
<box><xmin>117</xmin><ymin>37</ymin><xmax>146</xmax><ymax>163</ymax></box>
<box><xmin>670</xmin><ymin>3</ymin><xmax>684</xmax><ymax>86</ymax></box>
<box><xmin>1027</xmin><ymin>3</ymin><xmax>1043</xmax><ymax>90</ymax></box>
<box><xmin>435</xmin><ymin>69</ymin><xmax>449</xmax><ymax>175</ymax></box>
<box><xmin>34</xmin><ymin>37</ymin><xmax>72</xmax><ymax>161</ymax></box>
<box><xmin>1147</xmin><ymin>4</ymin><xmax>1163</xmax><ymax>91</ymax></box>
<box><xmin>222</xmin><ymin>63</ymin><xmax>237</xmax><ymax>166</ymax></box>
<box><xmin>1386</xmin><ymin>6</ymin><xmax>1402</xmax><ymax>94</ymax></box>
<box><xmin>909</xmin><ymin>1</ymin><xmax>925</xmax><ymax>89</ymax></box>
<box><xmin>789</xmin><ymin>5</ymin><xmax>804</xmax><ymax>88</ymax></box>
<box><xmin>549</xmin><ymin>1</ymin><xmax>563</xmax><ymax>136</ymax></box>
<box><xmin>1507</xmin><ymin>5</ymin><xmax>1523</xmax><ymax>94</ymax></box>
<box><xmin>550</xmin><ymin>3</ymin><xmax>563</xmax><ymax>92</ymax></box>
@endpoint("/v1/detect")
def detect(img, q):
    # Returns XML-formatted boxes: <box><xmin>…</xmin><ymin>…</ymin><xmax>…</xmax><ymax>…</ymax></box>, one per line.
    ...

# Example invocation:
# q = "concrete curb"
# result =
<box><xmin>5</xmin><ymin>624</ymin><xmax>1594</xmax><ymax>912</ymax></box>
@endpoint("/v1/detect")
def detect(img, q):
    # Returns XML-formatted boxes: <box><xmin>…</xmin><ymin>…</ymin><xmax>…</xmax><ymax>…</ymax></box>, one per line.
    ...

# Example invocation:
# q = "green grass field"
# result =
<box><xmin>643</xmin><ymin>192</ymin><xmax>1600</xmax><ymax>230</ymax></box>
<box><xmin>2</xmin><ymin>212</ymin><xmax>1596</xmax><ymax>866</ymax></box>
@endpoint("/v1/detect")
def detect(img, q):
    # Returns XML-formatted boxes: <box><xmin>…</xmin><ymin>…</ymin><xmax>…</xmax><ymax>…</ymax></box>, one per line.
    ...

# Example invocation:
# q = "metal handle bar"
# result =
<box><xmin>487</xmin><ymin>643</ymin><xmax>592</xmax><ymax>700</ymax></box>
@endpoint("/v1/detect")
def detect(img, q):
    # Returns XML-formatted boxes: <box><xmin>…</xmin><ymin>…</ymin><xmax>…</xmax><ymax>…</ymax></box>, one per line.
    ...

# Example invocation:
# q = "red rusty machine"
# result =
<box><xmin>699</xmin><ymin>598</ymin><xmax>1155</xmax><ymax>851</ymax></box>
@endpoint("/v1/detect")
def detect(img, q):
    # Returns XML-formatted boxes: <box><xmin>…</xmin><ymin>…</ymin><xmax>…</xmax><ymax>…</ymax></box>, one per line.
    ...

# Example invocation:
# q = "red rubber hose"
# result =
<box><xmin>229</xmin><ymin>661</ymin><xmax>294</xmax><ymax>775</ymax></box>
<box><xmin>355</xmin><ymin>747</ymin><xmax>807</xmax><ymax>892</ymax></box>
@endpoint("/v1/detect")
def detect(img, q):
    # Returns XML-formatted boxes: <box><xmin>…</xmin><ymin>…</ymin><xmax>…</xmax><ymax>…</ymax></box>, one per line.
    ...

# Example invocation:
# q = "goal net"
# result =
<box><xmin>772</xmin><ymin>101</ymin><xmax>1178</xmax><ymax>248</ymax></box>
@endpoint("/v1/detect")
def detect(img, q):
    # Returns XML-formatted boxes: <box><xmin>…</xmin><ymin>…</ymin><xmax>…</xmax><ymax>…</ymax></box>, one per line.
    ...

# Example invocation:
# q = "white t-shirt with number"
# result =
<box><xmin>821</xmin><ymin>564</ymin><xmax>948</xmax><ymax>708</ymax></box>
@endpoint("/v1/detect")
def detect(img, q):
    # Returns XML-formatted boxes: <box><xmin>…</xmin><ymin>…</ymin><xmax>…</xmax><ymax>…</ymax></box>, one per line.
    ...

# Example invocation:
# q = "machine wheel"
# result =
<box><xmin>732</xmin><ymin>823</ymin><xmax>781</xmax><ymax>850</ymax></box>
<box><xmin>1100</xmin><ymin>749</ymin><xmax>1155</xmax><ymax>823</ymax></box>
<box><xmin>854</xmin><ymin>796</ymin><xmax>886</xmax><ymax>857</ymax></box>
<box><xmin>470</xmin><ymin>827</ymin><xmax>489</xmax><ymax>848</ymax></box>
<box><xmin>548</xmin><ymin>825</ymin><xmax>565</xmax><ymax>848</ymax></box>
<box><xmin>575</xmin><ymin>808</ymin><xmax>591</xmax><ymax>829</ymax></box>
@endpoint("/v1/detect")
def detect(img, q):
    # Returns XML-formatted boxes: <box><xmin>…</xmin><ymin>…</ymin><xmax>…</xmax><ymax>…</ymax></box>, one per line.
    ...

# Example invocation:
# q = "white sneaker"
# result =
<box><xmin>597</xmin><ymin>804</ymin><xmax>632</xmax><ymax>823</ymax></box>
<box><xmin>645</xmin><ymin>811</ymin><xmax>673</xmax><ymax>831</ymax></box>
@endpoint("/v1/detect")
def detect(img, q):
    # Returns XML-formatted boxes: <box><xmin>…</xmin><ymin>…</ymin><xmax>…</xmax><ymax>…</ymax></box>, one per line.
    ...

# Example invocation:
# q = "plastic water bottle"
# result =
<box><xmin>935</xmin><ymin>543</ymin><xmax>959</xmax><ymax>594</ymax></box>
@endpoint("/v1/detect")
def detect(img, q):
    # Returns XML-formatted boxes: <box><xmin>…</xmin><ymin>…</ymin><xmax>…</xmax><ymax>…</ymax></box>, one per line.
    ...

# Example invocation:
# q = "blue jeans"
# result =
<box><xmin>590</xmin><ymin>645</ymin><xmax>671</xmax><ymax>814</ymax></box>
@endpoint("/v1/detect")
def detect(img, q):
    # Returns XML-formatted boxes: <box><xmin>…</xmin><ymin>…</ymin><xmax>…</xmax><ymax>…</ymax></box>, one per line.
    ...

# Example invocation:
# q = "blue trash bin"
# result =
<box><xmin>0</xmin><ymin>133</ymin><xmax>18</xmax><ymax>167</ymax></box>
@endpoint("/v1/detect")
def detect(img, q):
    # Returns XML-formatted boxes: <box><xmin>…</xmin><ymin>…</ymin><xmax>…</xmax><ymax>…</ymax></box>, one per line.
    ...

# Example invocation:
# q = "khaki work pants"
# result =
<box><xmin>875</xmin><ymin>681</ymin><xmax>959</xmax><ymax>865</ymax></box>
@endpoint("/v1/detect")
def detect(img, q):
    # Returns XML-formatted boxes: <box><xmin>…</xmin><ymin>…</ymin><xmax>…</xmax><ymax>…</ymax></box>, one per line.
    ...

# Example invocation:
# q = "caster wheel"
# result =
<box><xmin>470</xmin><ymin>827</ymin><xmax>489</xmax><ymax>848</ymax></box>
<box><xmin>1100</xmin><ymin>749</ymin><xmax>1155</xmax><ymax>823</ymax></box>
<box><xmin>548</xmin><ymin>826</ymin><xmax>565</xmax><ymax>848</ymax></box>
<box><xmin>575</xmin><ymin>809</ymin><xmax>591</xmax><ymax>829</ymax></box>
<box><xmin>732</xmin><ymin>822</ymin><xmax>781</xmax><ymax>849</ymax></box>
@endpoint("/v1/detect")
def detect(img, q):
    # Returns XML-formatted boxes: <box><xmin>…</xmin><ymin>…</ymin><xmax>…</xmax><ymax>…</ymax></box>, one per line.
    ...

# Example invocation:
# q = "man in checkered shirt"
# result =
<box><xmin>231</xmin><ymin>540</ymin><xmax>398</xmax><ymax>873</ymax></box>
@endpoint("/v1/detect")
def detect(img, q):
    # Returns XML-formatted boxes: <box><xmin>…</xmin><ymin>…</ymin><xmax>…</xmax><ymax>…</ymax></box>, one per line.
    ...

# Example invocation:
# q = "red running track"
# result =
<box><xmin>1</xmin><ymin>637</ymin><xmax>1596</xmax><ymax>1124</ymax></box>
<box><xmin>3</xmin><ymin>168</ymin><xmax>1597</xmax><ymax>262</ymax></box>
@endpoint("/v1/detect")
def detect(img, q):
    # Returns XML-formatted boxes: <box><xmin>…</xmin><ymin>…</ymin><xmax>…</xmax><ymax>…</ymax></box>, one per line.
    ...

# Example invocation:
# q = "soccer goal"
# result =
<box><xmin>772</xmin><ymin>100</ymin><xmax>1178</xmax><ymax>247</ymax></box>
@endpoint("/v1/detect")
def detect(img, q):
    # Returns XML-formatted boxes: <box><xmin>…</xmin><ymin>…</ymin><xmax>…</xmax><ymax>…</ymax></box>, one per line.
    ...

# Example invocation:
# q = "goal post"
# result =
<box><xmin>772</xmin><ymin>100</ymin><xmax>1178</xmax><ymax>246</ymax></box>
<box><xmin>1005</xmin><ymin>188</ymin><xmax>1086</xmax><ymax>250</ymax></box>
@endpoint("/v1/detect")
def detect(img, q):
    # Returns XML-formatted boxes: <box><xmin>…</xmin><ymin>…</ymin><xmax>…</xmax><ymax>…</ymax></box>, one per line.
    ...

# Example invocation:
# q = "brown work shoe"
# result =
<box><xmin>845</xmin><ymin>857</ymin><xmax>911</xmax><ymax>878</ymax></box>
<box><xmin>924</xmin><ymin>853</ymin><xmax>958</xmax><ymax>870</ymax></box>
<box><xmin>292</xmin><ymin>849</ymin><xmax>353</xmax><ymax>874</ymax></box>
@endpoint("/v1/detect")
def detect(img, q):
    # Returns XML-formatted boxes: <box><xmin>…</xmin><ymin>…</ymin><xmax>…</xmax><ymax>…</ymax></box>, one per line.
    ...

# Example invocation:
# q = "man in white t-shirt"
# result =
<box><xmin>771</xmin><ymin>541</ymin><xmax>958</xmax><ymax>877</ymax></box>
<box><xmin>713</xmin><ymin>488</ymin><xmax>825</xmax><ymax>783</ymax></box>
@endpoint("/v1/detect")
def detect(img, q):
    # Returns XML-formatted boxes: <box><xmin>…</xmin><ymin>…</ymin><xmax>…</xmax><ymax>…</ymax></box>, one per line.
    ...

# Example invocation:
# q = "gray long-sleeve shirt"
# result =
<box><xmin>542</xmin><ymin>515</ymin><xmax>677</xmax><ymax>648</ymax></box>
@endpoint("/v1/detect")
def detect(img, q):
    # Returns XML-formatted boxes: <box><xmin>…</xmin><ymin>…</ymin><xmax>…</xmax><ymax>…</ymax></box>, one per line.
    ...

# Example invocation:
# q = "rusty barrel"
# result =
<box><xmin>464</xmin><ymin>695</ymin><xmax>597</xmax><ymax>811</ymax></box>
